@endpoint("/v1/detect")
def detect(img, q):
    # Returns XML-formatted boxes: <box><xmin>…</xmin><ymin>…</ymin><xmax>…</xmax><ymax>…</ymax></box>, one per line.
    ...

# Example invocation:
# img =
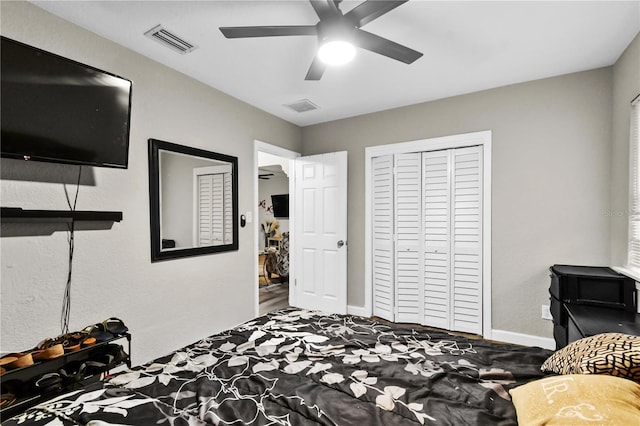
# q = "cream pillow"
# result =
<box><xmin>509</xmin><ymin>374</ymin><xmax>640</xmax><ymax>425</ymax></box>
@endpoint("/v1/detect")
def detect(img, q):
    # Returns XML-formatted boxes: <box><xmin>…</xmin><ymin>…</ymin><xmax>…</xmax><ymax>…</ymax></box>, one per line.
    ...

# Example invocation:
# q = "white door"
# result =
<box><xmin>371</xmin><ymin>155</ymin><xmax>395</xmax><ymax>321</ymax></box>
<box><xmin>422</xmin><ymin>150</ymin><xmax>452</xmax><ymax>329</ymax></box>
<box><xmin>394</xmin><ymin>153</ymin><xmax>423</xmax><ymax>323</ymax></box>
<box><xmin>370</xmin><ymin>146</ymin><xmax>483</xmax><ymax>334</ymax></box>
<box><xmin>293</xmin><ymin>151</ymin><xmax>348</xmax><ymax>314</ymax></box>
<box><xmin>450</xmin><ymin>146</ymin><xmax>483</xmax><ymax>334</ymax></box>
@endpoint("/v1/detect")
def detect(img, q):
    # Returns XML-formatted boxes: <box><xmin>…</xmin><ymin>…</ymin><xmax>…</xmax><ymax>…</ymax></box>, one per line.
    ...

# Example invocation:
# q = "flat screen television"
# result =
<box><xmin>1</xmin><ymin>36</ymin><xmax>132</xmax><ymax>168</ymax></box>
<box><xmin>271</xmin><ymin>194</ymin><xmax>289</xmax><ymax>219</ymax></box>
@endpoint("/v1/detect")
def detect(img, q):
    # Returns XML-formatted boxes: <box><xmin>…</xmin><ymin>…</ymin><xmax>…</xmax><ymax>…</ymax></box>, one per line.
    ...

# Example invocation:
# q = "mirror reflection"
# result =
<box><xmin>149</xmin><ymin>139</ymin><xmax>238</xmax><ymax>262</ymax></box>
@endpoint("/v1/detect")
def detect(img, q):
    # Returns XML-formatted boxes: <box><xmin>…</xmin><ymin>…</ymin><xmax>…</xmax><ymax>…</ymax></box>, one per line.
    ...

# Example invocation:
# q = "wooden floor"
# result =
<box><xmin>258</xmin><ymin>253</ymin><xmax>290</xmax><ymax>315</ymax></box>
<box><xmin>259</xmin><ymin>281</ymin><xmax>290</xmax><ymax>316</ymax></box>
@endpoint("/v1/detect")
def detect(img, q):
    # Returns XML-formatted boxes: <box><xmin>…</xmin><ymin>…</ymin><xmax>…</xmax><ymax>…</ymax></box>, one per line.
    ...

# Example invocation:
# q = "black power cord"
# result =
<box><xmin>61</xmin><ymin>166</ymin><xmax>82</xmax><ymax>334</ymax></box>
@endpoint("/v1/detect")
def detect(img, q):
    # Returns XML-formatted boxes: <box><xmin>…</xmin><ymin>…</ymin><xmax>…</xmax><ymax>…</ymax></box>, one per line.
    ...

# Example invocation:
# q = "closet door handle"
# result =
<box><xmin>337</xmin><ymin>240</ymin><xmax>345</xmax><ymax>249</ymax></box>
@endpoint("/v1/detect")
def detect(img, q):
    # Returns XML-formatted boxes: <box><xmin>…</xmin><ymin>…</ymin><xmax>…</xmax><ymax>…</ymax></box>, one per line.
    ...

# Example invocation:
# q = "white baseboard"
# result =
<box><xmin>491</xmin><ymin>329</ymin><xmax>555</xmax><ymax>350</ymax></box>
<box><xmin>347</xmin><ymin>305</ymin><xmax>369</xmax><ymax>317</ymax></box>
<box><xmin>344</xmin><ymin>306</ymin><xmax>555</xmax><ymax>350</ymax></box>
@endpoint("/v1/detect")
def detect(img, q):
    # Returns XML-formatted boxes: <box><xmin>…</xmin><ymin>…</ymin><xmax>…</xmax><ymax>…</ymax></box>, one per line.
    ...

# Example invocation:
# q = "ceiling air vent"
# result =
<box><xmin>144</xmin><ymin>25</ymin><xmax>197</xmax><ymax>54</ymax></box>
<box><xmin>284</xmin><ymin>99</ymin><xmax>319</xmax><ymax>113</ymax></box>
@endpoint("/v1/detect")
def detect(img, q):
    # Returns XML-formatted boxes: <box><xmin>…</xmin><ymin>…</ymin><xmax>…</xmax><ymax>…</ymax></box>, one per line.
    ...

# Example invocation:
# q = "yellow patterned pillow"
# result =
<box><xmin>510</xmin><ymin>374</ymin><xmax>640</xmax><ymax>425</ymax></box>
<box><xmin>541</xmin><ymin>332</ymin><xmax>640</xmax><ymax>381</ymax></box>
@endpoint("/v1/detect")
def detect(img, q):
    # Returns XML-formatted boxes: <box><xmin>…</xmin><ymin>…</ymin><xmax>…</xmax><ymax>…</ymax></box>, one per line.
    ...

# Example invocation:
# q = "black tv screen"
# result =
<box><xmin>1</xmin><ymin>37</ymin><xmax>132</xmax><ymax>168</ymax></box>
<box><xmin>271</xmin><ymin>194</ymin><xmax>289</xmax><ymax>218</ymax></box>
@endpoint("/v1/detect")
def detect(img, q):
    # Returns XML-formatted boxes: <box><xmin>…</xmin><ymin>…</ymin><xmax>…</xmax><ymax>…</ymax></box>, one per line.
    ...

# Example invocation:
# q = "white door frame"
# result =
<box><xmin>254</xmin><ymin>140</ymin><xmax>301</xmax><ymax>317</ymax></box>
<box><xmin>364</xmin><ymin>130</ymin><xmax>493</xmax><ymax>338</ymax></box>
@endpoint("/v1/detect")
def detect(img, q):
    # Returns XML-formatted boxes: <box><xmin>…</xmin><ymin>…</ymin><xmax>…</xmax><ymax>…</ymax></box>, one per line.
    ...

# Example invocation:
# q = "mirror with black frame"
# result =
<box><xmin>148</xmin><ymin>138</ymin><xmax>238</xmax><ymax>262</ymax></box>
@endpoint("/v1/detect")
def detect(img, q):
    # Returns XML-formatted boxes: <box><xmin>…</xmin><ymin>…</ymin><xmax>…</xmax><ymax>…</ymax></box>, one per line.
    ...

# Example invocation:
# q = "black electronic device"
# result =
<box><xmin>550</xmin><ymin>264</ymin><xmax>636</xmax><ymax>312</ymax></box>
<box><xmin>271</xmin><ymin>194</ymin><xmax>289</xmax><ymax>219</ymax></box>
<box><xmin>1</xmin><ymin>36</ymin><xmax>132</xmax><ymax>169</ymax></box>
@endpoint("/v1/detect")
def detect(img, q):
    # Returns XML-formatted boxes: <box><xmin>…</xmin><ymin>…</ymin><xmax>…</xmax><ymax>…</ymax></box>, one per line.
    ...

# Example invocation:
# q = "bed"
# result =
<box><xmin>4</xmin><ymin>308</ymin><xmax>554</xmax><ymax>425</ymax></box>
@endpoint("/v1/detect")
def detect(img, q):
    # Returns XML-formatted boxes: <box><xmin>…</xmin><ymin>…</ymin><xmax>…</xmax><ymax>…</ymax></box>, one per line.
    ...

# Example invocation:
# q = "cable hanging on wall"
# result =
<box><xmin>61</xmin><ymin>166</ymin><xmax>82</xmax><ymax>334</ymax></box>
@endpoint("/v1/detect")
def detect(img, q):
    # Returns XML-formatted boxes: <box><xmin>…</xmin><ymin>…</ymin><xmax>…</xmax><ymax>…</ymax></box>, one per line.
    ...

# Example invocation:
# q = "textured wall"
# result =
<box><xmin>302</xmin><ymin>68</ymin><xmax>615</xmax><ymax>339</ymax></box>
<box><xmin>0</xmin><ymin>1</ymin><xmax>301</xmax><ymax>365</ymax></box>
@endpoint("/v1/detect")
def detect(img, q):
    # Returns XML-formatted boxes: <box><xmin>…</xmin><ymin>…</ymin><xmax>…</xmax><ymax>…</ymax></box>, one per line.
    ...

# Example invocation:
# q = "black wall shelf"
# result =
<box><xmin>1</xmin><ymin>207</ymin><xmax>123</xmax><ymax>223</ymax></box>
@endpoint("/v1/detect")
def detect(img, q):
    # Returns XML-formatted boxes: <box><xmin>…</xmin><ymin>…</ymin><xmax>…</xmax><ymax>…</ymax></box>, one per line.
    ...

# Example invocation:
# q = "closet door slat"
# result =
<box><xmin>422</xmin><ymin>150</ymin><xmax>451</xmax><ymax>329</ymax></box>
<box><xmin>394</xmin><ymin>153</ymin><xmax>423</xmax><ymax>323</ymax></box>
<box><xmin>451</xmin><ymin>146</ymin><xmax>483</xmax><ymax>334</ymax></box>
<box><xmin>372</xmin><ymin>155</ymin><xmax>395</xmax><ymax>321</ymax></box>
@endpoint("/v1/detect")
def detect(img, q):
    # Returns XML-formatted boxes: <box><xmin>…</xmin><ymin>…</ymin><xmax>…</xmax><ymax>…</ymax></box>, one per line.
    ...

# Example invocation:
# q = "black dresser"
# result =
<box><xmin>549</xmin><ymin>264</ymin><xmax>637</xmax><ymax>349</ymax></box>
<box><xmin>566</xmin><ymin>304</ymin><xmax>640</xmax><ymax>344</ymax></box>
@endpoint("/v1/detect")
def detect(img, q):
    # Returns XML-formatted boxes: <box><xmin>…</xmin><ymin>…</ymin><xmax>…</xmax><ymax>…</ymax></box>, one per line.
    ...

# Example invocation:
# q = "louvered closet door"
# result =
<box><xmin>198</xmin><ymin>173</ymin><xmax>224</xmax><ymax>245</ymax></box>
<box><xmin>451</xmin><ymin>146</ymin><xmax>483</xmax><ymax>334</ymax></box>
<box><xmin>223</xmin><ymin>172</ymin><xmax>233</xmax><ymax>244</ymax></box>
<box><xmin>197</xmin><ymin>174</ymin><xmax>214</xmax><ymax>245</ymax></box>
<box><xmin>372</xmin><ymin>155</ymin><xmax>395</xmax><ymax>321</ymax></box>
<box><xmin>394</xmin><ymin>153</ymin><xmax>423</xmax><ymax>323</ymax></box>
<box><xmin>422</xmin><ymin>151</ymin><xmax>451</xmax><ymax>329</ymax></box>
<box><xmin>371</xmin><ymin>145</ymin><xmax>483</xmax><ymax>333</ymax></box>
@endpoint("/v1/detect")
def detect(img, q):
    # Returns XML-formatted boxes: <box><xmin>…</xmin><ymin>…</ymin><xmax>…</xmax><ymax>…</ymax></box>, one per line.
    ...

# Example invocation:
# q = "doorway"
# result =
<box><xmin>254</xmin><ymin>141</ymin><xmax>300</xmax><ymax>317</ymax></box>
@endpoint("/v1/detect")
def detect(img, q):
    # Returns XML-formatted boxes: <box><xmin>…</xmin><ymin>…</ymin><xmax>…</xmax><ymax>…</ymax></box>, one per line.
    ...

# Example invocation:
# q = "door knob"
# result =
<box><xmin>337</xmin><ymin>240</ymin><xmax>345</xmax><ymax>248</ymax></box>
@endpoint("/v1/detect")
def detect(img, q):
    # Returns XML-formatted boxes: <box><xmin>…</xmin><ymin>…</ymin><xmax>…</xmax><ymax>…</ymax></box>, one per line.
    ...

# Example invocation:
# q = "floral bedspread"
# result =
<box><xmin>5</xmin><ymin>308</ymin><xmax>551</xmax><ymax>425</ymax></box>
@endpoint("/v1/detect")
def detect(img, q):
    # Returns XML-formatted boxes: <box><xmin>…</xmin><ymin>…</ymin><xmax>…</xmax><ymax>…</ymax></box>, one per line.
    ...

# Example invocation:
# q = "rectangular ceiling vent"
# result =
<box><xmin>144</xmin><ymin>25</ymin><xmax>197</xmax><ymax>54</ymax></box>
<box><xmin>284</xmin><ymin>99</ymin><xmax>319</xmax><ymax>113</ymax></box>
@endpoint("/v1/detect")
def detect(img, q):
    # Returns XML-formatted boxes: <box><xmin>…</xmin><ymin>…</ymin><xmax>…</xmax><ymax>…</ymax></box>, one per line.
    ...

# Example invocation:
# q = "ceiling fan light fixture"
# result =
<box><xmin>318</xmin><ymin>40</ymin><xmax>356</xmax><ymax>66</ymax></box>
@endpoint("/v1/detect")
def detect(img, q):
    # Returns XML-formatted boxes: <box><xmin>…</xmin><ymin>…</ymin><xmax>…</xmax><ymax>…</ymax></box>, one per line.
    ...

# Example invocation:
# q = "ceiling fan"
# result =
<box><xmin>219</xmin><ymin>0</ymin><xmax>423</xmax><ymax>80</ymax></box>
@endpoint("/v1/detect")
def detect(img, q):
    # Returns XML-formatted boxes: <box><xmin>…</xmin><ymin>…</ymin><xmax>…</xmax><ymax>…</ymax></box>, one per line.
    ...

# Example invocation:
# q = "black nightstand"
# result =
<box><xmin>565</xmin><ymin>305</ymin><xmax>640</xmax><ymax>344</ymax></box>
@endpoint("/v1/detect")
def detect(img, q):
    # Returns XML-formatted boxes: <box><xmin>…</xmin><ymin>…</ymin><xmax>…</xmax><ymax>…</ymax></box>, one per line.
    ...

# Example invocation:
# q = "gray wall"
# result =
<box><xmin>610</xmin><ymin>33</ymin><xmax>640</xmax><ymax>265</ymax></box>
<box><xmin>0</xmin><ymin>1</ymin><xmax>301</xmax><ymax>364</ymax></box>
<box><xmin>302</xmin><ymin>67</ymin><xmax>616</xmax><ymax>338</ymax></box>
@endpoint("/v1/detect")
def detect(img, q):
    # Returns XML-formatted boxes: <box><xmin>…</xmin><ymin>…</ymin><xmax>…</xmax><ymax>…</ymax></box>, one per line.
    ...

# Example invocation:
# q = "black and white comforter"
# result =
<box><xmin>5</xmin><ymin>308</ymin><xmax>551</xmax><ymax>425</ymax></box>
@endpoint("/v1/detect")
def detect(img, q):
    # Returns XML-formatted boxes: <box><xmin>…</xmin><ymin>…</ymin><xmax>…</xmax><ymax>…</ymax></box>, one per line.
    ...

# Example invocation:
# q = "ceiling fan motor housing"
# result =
<box><xmin>316</xmin><ymin>17</ymin><xmax>356</xmax><ymax>45</ymax></box>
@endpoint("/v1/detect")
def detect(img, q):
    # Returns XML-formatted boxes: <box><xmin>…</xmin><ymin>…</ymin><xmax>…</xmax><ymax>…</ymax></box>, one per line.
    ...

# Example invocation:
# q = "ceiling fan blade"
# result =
<box><xmin>345</xmin><ymin>0</ymin><xmax>408</xmax><ymax>28</ymax></box>
<box><xmin>353</xmin><ymin>28</ymin><xmax>423</xmax><ymax>64</ymax></box>
<box><xmin>305</xmin><ymin>55</ymin><xmax>326</xmax><ymax>80</ymax></box>
<box><xmin>220</xmin><ymin>26</ymin><xmax>317</xmax><ymax>38</ymax></box>
<box><xmin>309</xmin><ymin>0</ymin><xmax>341</xmax><ymax>21</ymax></box>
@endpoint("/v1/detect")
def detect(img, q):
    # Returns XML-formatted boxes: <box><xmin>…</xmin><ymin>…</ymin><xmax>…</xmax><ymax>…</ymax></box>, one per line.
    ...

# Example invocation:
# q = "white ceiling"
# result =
<box><xmin>31</xmin><ymin>1</ymin><xmax>640</xmax><ymax>127</ymax></box>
